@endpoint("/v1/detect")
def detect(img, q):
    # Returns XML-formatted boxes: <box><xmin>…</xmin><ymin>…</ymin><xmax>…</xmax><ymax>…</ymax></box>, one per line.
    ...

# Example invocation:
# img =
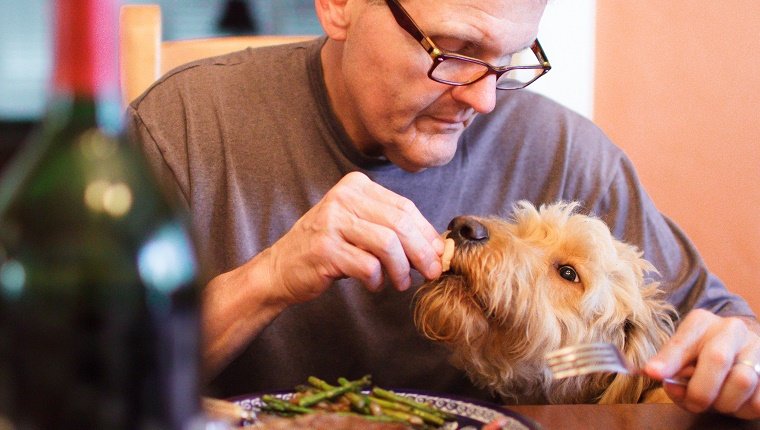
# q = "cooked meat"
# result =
<box><xmin>248</xmin><ymin>413</ymin><xmax>414</xmax><ymax>429</ymax></box>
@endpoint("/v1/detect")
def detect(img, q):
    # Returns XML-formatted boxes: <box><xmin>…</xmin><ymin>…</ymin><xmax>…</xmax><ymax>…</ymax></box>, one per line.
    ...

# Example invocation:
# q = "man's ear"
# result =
<box><xmin>315</xmin><ymin>0</ymin><xmax>351</xmax><ymax>41</ymax></box>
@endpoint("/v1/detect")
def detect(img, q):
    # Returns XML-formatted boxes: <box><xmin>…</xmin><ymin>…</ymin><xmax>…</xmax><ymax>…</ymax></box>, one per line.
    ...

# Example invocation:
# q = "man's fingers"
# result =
<box><xmin>357</xmin><ymin>174</ymin><xmax>442</xmax><ymax>252</ymax></box>
<box><xmin>712</xmin><ymin>357</ymin><xmax>758</xmax><ymax>414</ymax></box>
<box><xmin>341</xmin><ymin>217</ymin><xmax>413</xmax><ymax>291</ymax></box>
<box><xmin>662</xmin><ymin>364</ymin><xmax>694</xmax><ymax>402</ymax></box>
<box><xmin>331</xmin><ymin>240</ymin><xmax>386</xmax><ymax>291</ymax></box>
<box><xmin>649</xmin><ymin>310</ymin><xmax>753</xmax><ymax>414</ymax></box>
<box><xmin>338</xmin><ymin>172</ymin><xmax>443</xmax><ymax>279</ymax></box>
<box><xmin>647</xmin><ymin>309</ymin><xmax>717</xmax><ymax>377</ymax></box>
<box><xmin>734</xmin><ymin>383</ymin><xmax>760</xmax><ymax>420</ymax></box>
<box><xmin>298</xmin><ymin>172</ymin><xmax>441</xmax><ymax>291</ymax></box>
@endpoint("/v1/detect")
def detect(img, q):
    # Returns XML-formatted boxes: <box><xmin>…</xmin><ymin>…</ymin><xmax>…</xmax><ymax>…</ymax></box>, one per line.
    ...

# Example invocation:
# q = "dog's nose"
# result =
<box><xmin>447</xmin><ymin>216</ymin><xmax>489</xmax><ymax>244</ymax></box>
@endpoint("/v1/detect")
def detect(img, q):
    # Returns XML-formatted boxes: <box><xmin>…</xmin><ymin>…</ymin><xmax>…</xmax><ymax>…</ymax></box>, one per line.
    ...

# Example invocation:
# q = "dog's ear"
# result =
<box><xmin>597</xmin><ymin>373</ymin><xmax>647</xmax><ymax>404</ymax></box>
<box><xmin>596</xmin><ymin>319</ymin><xmax>661</xmax><ymax>403</ymax></box>
<box><xmin>592</xmin><ymin>237</ymin><xmax>677</xmax><ymax>403</ymax></box>
<box><xmin>598</xmin><ymin>298</ymin><xmax>676</xmax><ymax>403</ymax></box>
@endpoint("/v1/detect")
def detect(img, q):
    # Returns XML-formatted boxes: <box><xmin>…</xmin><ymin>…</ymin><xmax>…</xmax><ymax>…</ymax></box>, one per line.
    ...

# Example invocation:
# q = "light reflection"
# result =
<box><xmin>83</xmin><ymin>180</ymin><xmax>133</xmax><ymax>218</ymax></box>
<box><xmin>102</xmin><ymin>182</ymin><xmax>132</xmax><ymax>217</ymax></box>
<box><xmin>137</xmin><ymin>223</ymin><xmax>197</xmax><ymax>295</ymax></box>
<box><xmin>0</xmin><ymin>259</ymin><xmax>25</xmax><ymax>300</ymax></box>
<box><xmin>78</xmin><ymin>129</ymin><xmax>117</xmax><ymax>160</ymax></box>
<box><xmin>84</xmin><ymin>180</ymin><xmax>109</xmax><ymax>212</ymax></box>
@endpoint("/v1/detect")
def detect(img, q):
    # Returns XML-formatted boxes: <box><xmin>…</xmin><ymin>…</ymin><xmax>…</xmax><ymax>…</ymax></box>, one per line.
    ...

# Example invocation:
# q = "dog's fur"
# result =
<box><xmin>414</xmin><ymin>201</ymin><xmax>677</xmax><ymax>404</ymax></box>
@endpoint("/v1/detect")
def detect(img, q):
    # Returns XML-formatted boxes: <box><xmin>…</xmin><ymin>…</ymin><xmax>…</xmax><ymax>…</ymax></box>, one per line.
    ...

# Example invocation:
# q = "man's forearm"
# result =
<box><xmin>201</xmin><ymin>248</ymin><xmax>287</xmax><ymax>380</ymax></box>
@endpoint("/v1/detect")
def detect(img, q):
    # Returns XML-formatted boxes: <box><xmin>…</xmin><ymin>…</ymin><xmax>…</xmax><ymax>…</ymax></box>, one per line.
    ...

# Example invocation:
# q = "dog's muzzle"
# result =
<box><xmin>447</xmin><ymin>216</ymin><xmax>489</xmax><ymax>245</ymax></box>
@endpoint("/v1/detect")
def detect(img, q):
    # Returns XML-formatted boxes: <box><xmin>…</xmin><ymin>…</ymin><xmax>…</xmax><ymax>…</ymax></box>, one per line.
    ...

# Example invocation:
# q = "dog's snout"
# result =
<box><xmin>447</xmin><ymin>216</ymin><xmax>489</xmax><ymax>244</ymax></box>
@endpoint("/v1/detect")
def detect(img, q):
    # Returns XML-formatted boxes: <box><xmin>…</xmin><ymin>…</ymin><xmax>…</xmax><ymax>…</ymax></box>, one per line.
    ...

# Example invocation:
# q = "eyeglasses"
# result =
<box><xmin>385</xmin><ymin>0</ymin><xmax>551</xmax><ymax>90</ymax></box>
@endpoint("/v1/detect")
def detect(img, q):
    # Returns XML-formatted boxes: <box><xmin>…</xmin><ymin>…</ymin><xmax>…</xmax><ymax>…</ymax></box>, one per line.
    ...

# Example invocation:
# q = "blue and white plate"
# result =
<box><xmin>230</xmin><ymin>389</ymin><xmax>540</xmax><ymax>430</ymax></box>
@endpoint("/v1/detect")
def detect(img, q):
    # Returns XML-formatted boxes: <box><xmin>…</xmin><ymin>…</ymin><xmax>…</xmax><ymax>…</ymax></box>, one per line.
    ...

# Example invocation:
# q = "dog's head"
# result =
<box><xmin>414</xmin><ymin>201</ymin><xmax>676</xmax><ymax>403</ymax></box>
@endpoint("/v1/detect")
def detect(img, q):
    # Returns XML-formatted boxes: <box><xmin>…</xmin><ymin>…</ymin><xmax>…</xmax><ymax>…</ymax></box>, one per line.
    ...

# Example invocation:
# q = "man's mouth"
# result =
<box><xmin>430</xmin><ymin>115</ymin><xmax>471</xmax><ymax>126</ymax></box>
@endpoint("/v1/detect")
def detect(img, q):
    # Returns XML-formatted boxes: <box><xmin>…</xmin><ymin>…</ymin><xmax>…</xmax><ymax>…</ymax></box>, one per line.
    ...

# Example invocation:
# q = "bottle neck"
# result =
<box><xmin>52</xmin><ymin>0</ymin><xmax>118</xmax><ymax>100</ymax></box>
<box><xmin>51</xmin><ymin>0</ymin><xmax>122</xmax><ymax>134</ymax></box>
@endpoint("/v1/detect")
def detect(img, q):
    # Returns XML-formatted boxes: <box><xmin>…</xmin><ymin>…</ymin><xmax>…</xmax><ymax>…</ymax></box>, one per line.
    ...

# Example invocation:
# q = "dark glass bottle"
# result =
<box><xmin>0</xmin><ymin>0</ymin><xmax>202</xmax><ymax>428</ymax></box>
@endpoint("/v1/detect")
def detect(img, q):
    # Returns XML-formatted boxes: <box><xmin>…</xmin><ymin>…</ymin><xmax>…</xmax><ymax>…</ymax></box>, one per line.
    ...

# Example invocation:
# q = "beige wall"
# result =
<box><xmin>594</xmin><ymin>2</ymin><xmax>760</xmax><ymax>314</ymax></box>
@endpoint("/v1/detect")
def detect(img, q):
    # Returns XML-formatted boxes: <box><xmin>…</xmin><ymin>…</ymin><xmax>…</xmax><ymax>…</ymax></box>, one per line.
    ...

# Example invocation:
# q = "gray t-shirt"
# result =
<box><xmin>126</xmin><ymin>38</ymin><xmax>753</xmax><ymax>401</ymax></box>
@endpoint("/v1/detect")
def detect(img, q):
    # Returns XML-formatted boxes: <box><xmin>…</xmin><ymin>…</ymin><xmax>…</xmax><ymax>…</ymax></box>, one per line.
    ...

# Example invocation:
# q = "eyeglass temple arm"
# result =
<box><xmin>531</xmin><ymin>39</ymin><xmax>551</xmax><ymax>69</ymax></box>
<box><xmin>385</xmin><ymin>0</ymin><xmax>439</xmax><ymax>55</ymax></box>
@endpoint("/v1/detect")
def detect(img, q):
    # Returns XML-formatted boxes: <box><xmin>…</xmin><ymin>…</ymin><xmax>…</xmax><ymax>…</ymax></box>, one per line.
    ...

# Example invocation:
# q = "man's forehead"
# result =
<box><xmin>404</xmin><ymin>0</ymin><xmax>547</xmax><ymax>12</ymax></box>
<box><xmin>408</xmin><ymin>0</ymin><xmax>545</xmax><ymax>48</ymax></box>
<box><xmin>405</xmin><ymin>0</ymin><xmax>546</xmax><ymax>28</ymax></box>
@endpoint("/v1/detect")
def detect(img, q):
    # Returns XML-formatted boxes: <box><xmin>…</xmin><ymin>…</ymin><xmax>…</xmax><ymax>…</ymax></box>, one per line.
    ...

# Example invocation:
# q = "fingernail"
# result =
<box><xmin>428</xmin><ymin>260</ymin><xmax>442</xmax><ymax>279</ymax></box>
<box><xmin>397</xmin><ymin>276</ymin><xmax>412</xmax><ymax>292</ymax></box>
<box><xmin>433</xmin><ymin>237</ymin><xmax>444</xmax><ymax>254</ymax></box>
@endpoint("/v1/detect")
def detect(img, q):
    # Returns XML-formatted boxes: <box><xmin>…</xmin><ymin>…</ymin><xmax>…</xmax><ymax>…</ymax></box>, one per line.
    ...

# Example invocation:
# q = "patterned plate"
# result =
<box><xmin>230</xmin><ymin>389</ymin><xmax>540</xmax><ymax>430</ymax></box>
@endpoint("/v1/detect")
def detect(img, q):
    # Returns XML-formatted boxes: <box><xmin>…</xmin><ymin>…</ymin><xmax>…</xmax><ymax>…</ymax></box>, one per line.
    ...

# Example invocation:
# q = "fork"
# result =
<box><xmin>545</xmin><ymin>342</ymin><xmax>688</xmax><ymax>386</ymax></box>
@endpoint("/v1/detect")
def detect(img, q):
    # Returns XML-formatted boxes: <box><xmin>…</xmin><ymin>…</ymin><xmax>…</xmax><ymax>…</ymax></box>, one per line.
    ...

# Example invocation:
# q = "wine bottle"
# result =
<box><xmin>0</xmin><ymin>0</ymin><xmax>202</xmax><ymax>428</ymax></box>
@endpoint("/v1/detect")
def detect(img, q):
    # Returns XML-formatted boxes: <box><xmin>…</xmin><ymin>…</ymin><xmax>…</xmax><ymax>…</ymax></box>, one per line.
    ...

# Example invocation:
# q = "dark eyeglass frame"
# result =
<box><xmin>385</xmin><ymin>0</ymin><xmax>551</xmax><ymax>89</ymax></box>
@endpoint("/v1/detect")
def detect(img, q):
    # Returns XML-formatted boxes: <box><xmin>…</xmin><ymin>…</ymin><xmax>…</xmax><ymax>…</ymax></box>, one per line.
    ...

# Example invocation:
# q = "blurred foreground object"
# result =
<box><xmin>0</xmin><ymin>0</ymin><xmax>203</xmax><ymax>428</ymax></box>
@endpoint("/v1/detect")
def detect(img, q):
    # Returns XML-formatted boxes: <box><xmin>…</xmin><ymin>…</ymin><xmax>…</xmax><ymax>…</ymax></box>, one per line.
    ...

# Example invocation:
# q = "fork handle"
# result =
<box><xmin>663</xmin><ymin>376</ymin><xmax>689</xmax><ymax>387</ymax></box>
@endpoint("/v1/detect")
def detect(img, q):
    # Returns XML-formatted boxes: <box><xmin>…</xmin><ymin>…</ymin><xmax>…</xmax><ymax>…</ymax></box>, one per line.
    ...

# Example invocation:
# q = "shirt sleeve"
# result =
<box><xmin>124</xmin><ymin>104</ymin><xmax>191</xmax><ymax>212</ymax></box>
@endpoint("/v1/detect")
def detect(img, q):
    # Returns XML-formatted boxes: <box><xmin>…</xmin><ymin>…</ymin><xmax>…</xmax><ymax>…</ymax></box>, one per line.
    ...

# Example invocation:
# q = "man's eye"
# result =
<box><xmin>558</xmin><ymin>265</ymin><xmax>580</xmax><ymax>283</ymax></box>
<box><xmin>433</xmin><ymin>36</ymin><xmax>468</xmax><ymax>53</ymax></box>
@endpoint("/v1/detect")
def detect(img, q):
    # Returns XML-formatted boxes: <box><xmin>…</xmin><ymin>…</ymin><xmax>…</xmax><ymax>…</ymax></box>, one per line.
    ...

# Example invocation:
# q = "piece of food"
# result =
<box><xmin>256</xmin><ymin>375</ymin><xmax>455</xmax><ymax>429</ymax></box>
<box><xmin>298</xmin><ymin>375</ymin><xmax>372</xmax><ymax>407</ymax></box>
<box><xmin>441</xmin><ymin>237</ymin><xmax>456</xmax><ymax>272</ymax></box>
<box><xmin>203</xmin><ymin>397</ymin><xmax>257</xmax><ymax>423</ymax></box>
<box><xmin>249</xmin><ymin>413</ymin><xmax>415</xmax><ymax>429</ymax></box>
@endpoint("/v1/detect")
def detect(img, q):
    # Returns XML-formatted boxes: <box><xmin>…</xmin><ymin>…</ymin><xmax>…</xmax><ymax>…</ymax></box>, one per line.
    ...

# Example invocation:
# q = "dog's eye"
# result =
<box><xmin>558</xmin><ymin>265</ymin><xmax>580</xmax><ymax>283</ymax></box>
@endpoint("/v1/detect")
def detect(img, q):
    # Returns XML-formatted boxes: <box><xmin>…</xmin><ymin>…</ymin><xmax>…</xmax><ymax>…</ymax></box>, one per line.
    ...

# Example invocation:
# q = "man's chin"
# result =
<box><xmin>387</xmin><ymin>140</ymin><xmax>459</xmax><ymax>172</ymax></box>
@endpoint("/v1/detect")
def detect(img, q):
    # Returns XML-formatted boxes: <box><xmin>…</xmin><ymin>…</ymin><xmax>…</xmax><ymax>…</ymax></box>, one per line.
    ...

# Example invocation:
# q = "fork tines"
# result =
<box><xmin>545</xmin><ymin>342</ymin><xmax>630</xmax><ymax>379</ymax></box>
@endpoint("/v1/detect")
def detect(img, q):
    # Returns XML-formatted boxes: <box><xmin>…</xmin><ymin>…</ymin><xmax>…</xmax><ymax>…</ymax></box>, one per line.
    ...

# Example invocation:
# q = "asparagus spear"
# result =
<box><xmin>381</xmin><ymin>408</ymin><xmax>426</xmax><ymax>427</ymax></box>
<box><xmin>298</xmin><ymin>375</ymin><xmax>372</xmax><ymax>407</ymax></box>
<box><xmin>336</xmin><ymin>376</ymin><xmax>445</xmax><ymax>427</ymax></box>
<box><xmin>333</xmin><ymin>377</ymin><xmax>371</xmax><ymax>413</ymax></box>
<box><xmin>369</xmin><ymin>396</ymin><xmax>445</xmax><ymax>426</ymax></box>
<box><xmin>259</xmin><ymin>375</ymin><xmax>456</xmax><ymax>428</ymax></box>
<box><xmin>372</xmin><ymin>387</ymin><xmax>456</xmax><ymax>420</ymax></box>
<box><xmin>334</xmin><ymin>411</ymin><xmax>411</xmax><ymax>424</ymax></box>
<box><xmin>261</xmin><ymin>395</ymin><xmax>313</xmax><ymax>415</ymax></box>
<box><xmin>308</xmin><ymin>376</ymin><xmax>369</xmax><ymax>414</ymax></box>
<box><xmin>340</xmin><ymin>376</ymin><xmax>452</xmax><ymax>425</ymax></box>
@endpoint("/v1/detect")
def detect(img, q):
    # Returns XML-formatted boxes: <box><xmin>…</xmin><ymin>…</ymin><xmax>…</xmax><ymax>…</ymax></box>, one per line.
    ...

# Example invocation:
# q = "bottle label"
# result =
<box><xmin>53</xmin><ymin>0</ymin><xmax>118</xmax><ymax>99</ymax></box>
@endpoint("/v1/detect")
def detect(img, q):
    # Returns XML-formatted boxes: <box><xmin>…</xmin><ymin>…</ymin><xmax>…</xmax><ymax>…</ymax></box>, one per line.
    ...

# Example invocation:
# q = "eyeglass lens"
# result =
<box><xmin>431</xmin><ymin>47</ymin><xmax>544</xmax><ymax>89</ymax></box>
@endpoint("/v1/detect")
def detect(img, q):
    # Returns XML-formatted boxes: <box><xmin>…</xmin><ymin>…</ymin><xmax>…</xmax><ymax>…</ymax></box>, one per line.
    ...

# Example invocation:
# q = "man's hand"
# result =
<box><xmin>645</xmin><ymin>309</ymin><xmax>760</xmax><ymax>419</ymax></box>
<box><xmin>266</xmin><ymin>171</ymin><xmax>444</xmax><ymax>305</ymax></box>
<box><xmin>202</xmin><ymin>172</ymin><xmax>443</xmax><ymax>377</ymax></box>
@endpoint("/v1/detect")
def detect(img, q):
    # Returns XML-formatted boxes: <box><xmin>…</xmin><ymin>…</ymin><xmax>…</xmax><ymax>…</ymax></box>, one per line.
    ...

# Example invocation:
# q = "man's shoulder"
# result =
<box><xmin>129</xmin><ymin>38</ymin><xmax>320</xmax><ymax>111</ymax></box>
<box><xmin>471</xmin><ymin>90</ymin><xmax>614</xmax><ymax>149</ymax></box>
<box><xmin>489</xmin><ymin>90</ymin><xmax>595</xmax><ymax>129</ymax></box>
<box><xmin>162</xmin><ymin>38</ymin><xmax>315</xmax><ymax>76</ymax></box>
<box><xmin>463</xmin><ymin>90</ymin><xmax>626</xmax><ymax>179</ymax></box>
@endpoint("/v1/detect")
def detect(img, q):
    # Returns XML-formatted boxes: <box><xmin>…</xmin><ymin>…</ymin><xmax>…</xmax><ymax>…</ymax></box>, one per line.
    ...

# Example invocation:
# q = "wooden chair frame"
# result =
<box><xmin>119</xmin><ymin>4</ymin><xmax>315</xmax><ymax>106</ymax></box>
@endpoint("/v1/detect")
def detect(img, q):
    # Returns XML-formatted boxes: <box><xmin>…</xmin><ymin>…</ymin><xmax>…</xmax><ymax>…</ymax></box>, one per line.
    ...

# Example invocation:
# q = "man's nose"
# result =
<box><xmin>449</xmin><ymin>75</ymin><xmax>497</xmax><ymax>114</ymax></box>
<box><xmin>447</xmin><ymin>216</ymin><xmax>489</xmax><ymax>245</ymax></box>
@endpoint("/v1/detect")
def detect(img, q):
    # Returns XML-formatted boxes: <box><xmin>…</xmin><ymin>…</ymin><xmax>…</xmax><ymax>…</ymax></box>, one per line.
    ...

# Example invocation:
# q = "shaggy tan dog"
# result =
<box><xmin>414</xmin><ymin>201</ymin><xmax>677</xmax><ymax>404</ymax></box>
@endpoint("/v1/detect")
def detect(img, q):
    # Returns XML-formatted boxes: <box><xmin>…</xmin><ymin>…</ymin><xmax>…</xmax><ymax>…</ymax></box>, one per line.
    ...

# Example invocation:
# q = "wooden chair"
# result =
<box><xmin>119</xmin><ymin>4</ymin><xmax>316</xmax><ymax>107</ymax></box>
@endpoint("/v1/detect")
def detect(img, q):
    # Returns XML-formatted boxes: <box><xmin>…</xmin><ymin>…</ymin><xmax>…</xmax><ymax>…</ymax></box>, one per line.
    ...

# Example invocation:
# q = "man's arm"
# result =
<box><xmin>200</xmin><ymin>172</ymin><xmax>446</xmax><ymax>378</ymax></box>
<box><xmin>201</xmin><ymin>248</ymin><xmax>287</xmax><ymax>378</ymax></box>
